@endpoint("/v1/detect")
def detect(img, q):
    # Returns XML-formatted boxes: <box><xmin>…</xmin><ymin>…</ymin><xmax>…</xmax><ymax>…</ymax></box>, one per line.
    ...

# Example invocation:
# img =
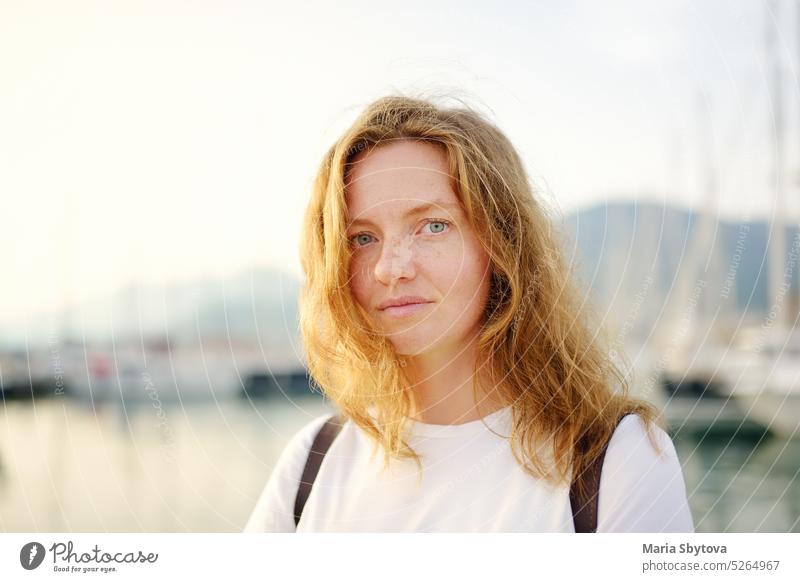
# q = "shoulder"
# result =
<box><xmin>285</xmin><ymin>413</ymin><xmax>337</xmax><ymax>458</ymax></box>
<box><xmin>606</xmin><ymin>414</ymin><xmax>671</xmax><ymax>460</ymax></box>
<box><xmin>596</xmin><ymin>413</ymin><xmax>695</xmax><ymax>532</ymax></box>
<box><xmin>242</xmin><ymin>413</ymin><xmax>336</xmax><ymax>532</ymax></box>
<box><xmin>270</xmin><ymin>412</ymin><xmax>341</xmax><ymax>485</ymax></box>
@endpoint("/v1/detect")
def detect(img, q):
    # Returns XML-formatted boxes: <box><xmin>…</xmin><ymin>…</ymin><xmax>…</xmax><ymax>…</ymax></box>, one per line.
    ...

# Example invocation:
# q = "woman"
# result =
<box><xmin>244</xmin><ymin>95</ymin><xmax>694</xmax><ymax>533</ymax></box>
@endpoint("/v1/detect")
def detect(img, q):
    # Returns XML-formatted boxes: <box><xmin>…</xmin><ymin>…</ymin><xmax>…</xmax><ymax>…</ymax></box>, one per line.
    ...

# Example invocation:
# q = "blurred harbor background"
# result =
<box><xmin>2</xmin><ymin>0</ymin><xmax>800</xmax><ymax>532</ymax></box>
<box><xmin>2</xmin><ymin>203</ymin><xmax>799</xmax><ymax>532</ymax></box>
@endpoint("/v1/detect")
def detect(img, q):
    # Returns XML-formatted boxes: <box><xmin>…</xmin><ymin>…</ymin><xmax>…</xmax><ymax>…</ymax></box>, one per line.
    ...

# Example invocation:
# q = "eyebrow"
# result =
<box><xmin>346</xmin><ymin>200</ymin><xmax>462</xmax><ymax>229</ymax></box>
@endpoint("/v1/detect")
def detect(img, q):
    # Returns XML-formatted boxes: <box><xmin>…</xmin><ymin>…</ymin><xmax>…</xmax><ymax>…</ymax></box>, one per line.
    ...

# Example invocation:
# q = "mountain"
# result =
<box><xmin>562</xmin><ymin>200</ymin><xmax>800</xmax><ymax>341</ymax></box>
<box><xmin>17</xmin><ymin>267</ymin><xmax>303</xmax><ymax>353</ymax></box>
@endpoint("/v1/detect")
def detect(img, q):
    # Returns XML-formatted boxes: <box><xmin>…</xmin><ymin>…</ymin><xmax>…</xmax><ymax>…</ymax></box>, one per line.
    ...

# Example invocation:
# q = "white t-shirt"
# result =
<box><xmin>243</xmin><ymin>406</ymin><xmax>694</xmax><ymax>532</ymax></box>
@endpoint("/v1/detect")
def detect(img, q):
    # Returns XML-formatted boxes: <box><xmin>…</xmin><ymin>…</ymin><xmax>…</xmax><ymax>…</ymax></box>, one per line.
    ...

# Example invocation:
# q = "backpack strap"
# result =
<box><xmin>293</xmin><ymin>413</ymin><xmax>346</xmax><ymax>527</ymax></box>
<box><xmin>569</xmin><ymin>412</ymin><xmax>633</xmax><ymax>532</ymax></box>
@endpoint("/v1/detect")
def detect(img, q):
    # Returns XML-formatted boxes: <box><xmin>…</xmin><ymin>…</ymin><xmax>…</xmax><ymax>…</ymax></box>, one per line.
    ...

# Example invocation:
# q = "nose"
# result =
<box><xmin>374</xmin><ymin>234</ymin><xmax>416</xmax><ymax>285</ymax></box>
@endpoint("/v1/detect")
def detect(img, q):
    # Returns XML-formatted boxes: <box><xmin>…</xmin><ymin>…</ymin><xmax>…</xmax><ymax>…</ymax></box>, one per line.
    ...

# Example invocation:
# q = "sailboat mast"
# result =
<box><xmin>767</xmin><ymin>0</ymin><xmax>787</xmax><ymax>327</ymax></box>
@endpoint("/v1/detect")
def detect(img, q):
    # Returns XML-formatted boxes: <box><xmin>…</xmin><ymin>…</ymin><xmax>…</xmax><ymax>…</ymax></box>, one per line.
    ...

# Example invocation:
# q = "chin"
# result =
<box><xmin>387</xmin><ymin>339</ymin><xmax>426</xmax><ymax>357</ymax></box>
<box><xmin>385</xmin><ymin>330</ymin><xmax>443</xmax><ymax>357</ymax></box>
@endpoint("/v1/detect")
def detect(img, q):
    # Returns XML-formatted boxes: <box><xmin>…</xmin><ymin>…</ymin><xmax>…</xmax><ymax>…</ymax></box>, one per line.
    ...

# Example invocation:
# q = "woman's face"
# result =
<box><xmin>345</xmin><ymin>139</ymin><xmax>492</xmax><ymax>357</ymax></box>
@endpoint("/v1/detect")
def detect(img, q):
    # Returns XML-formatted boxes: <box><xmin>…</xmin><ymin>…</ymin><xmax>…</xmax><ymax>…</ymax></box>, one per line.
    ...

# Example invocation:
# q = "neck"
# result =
<box><xmin>404</xmin><ymin>333</ymin><xmax>505</xmax><ymax>425</ymax></box>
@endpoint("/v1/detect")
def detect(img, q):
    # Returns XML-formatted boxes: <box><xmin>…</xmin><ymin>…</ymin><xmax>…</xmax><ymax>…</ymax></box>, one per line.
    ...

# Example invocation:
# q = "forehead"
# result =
<box><xmin>344</xmin><ymin>140</ymin><xmax>461</xmax><ymax>219</ymax></box>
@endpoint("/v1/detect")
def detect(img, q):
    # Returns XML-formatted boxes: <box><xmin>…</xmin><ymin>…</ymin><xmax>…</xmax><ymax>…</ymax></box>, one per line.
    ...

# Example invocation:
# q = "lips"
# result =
<box><xmin>379</xmin><ymin>301</ymin><xmax>433</xmax><ymax>318</ymax></box>
<box><xmin>378</xmin><ymin>296</ymin><xmax>431</xmax><ymax>311</ymax></box>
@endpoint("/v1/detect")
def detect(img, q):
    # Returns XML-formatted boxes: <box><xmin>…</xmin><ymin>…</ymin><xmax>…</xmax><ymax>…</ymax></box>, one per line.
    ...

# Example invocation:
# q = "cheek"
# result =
<box><xmin>426</xmin><ymin>242</ymin><xmax>488</xmax><ymax>289</ymax></box>
<box><xmin>415</xmin><ymin>239</ymin><xmax>460</xmax><ymax>271</ymax></box>
<box><xmin>454</xmin><ymin>247</ymin><xmax>491</xmax><ymax>306</ymax></box>
<box><xmin>348</xmin><ymin>256</ymin><xmax>371</xmax><ymax>307</ymax></box>
<box><xmin>464</xmin><ymin>234</ymin><xmax>491</xmax><ymax>278</ymax></box>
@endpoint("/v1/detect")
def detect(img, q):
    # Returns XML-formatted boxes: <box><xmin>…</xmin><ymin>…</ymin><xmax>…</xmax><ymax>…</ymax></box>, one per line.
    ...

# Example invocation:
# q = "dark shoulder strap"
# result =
<box><xmin>293</xmin><ymin>413</ymin><xmax>346</xmax><ymax>527</ymax></box>
<box><xmin>570</xmin><ymin>413</ymin><xmax>633</xmax><ymax>533</ymax></box>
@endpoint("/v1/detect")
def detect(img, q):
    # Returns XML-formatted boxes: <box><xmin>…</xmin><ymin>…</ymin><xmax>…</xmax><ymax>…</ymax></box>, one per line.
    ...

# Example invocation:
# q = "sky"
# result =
<box><xmin>1</xmin><ymin>0</ymin><xmax>799</xmax><ymax>329</ymax></box>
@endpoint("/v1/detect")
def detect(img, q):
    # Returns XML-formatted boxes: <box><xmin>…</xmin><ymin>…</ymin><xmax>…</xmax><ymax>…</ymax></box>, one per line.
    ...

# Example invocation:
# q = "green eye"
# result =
<box><xmin>423</xmin><ymin>220</ymin><xmax>450</xmax><ymax>234</ymax></box>
<box><xmin>350</xmin><ymin>233</ymin><xmax>373</xmax><ymax>247</ymax></box>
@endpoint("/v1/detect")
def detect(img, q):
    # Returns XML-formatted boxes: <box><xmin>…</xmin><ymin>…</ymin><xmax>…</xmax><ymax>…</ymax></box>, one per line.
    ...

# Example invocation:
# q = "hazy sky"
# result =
<box><xmin>1</xmin><ymin>0</ymin><xmax>798</xmax><ymax>327</ymax></box>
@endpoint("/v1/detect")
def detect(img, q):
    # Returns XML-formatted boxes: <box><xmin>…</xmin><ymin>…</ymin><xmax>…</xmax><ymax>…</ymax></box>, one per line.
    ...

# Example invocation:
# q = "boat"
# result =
<box><xmin>721</xmin><ymin>327</ymin><xmax>800</xmax><ymax>440</ymax></box>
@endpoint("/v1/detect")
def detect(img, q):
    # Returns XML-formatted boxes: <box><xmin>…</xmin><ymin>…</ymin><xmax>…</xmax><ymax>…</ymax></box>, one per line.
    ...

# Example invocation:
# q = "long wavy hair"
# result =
<box><xmin>298</xmin><ymin>94</ymin><xmax>661</xmax><ymax>499</ymax></box>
